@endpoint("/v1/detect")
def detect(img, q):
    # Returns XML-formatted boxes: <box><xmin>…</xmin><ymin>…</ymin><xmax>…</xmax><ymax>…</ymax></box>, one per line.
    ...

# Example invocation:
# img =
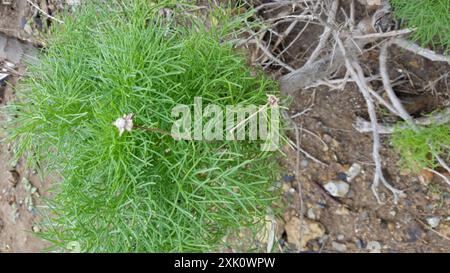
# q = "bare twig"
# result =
<box><xmin>283</xmin><ymin>111</ymin><xmax>327</xmax><ymax>166</ymax></box>
<box><xmin>304</xmin><ymin>0</ymin><xmax>339</xmax><ymax>66</ymax></box>
<box><xmin>393</xmin><ymin>38</ymin><xmax>450</xmax><ymax>63</ymax></box>
<box><xmin>248</xmin><ymin>39</ymin><xmax>295</xmax><ymax>72</ymax></box>
<box><xmin>353</xmin><ymin>28</ymin><xmax>415</xmax><ymax>39</ymax></box>
<box><xmin>379</xmin><ymin>42</ymin><xmax>415</xmax><ymax>125</ymax></box>
<box><xmin>425</xmin><ymin>168</ymin><xmax>450</xmax><ymax>187</ymax></box>
<box><xmin>355</xmin><ymin>108</ymin><xmax>450</xmax><ymax>134</ymax></box>
<box><xmin>27</xmin><ymin>0</ymin><xmax>64</xmax><ymax>24</ymax></box>
<box><xmin>335</xmin><ymin>33</ymin><xmax>404</xmax><ymax>204</ymax></box>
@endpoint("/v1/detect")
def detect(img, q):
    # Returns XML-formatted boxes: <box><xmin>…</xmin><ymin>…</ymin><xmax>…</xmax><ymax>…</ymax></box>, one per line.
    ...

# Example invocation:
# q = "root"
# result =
<box><xmin>247</xmin><ymin>0</ymin><xmax>449</xmax><ymax>204</ymax></box>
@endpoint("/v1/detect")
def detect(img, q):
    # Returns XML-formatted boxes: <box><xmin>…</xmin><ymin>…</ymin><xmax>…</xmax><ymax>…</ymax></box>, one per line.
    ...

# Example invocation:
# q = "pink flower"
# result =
<box><xmin>113</xmin><ymin>113</ymin><xmax>134</xmax><ymax>136</ymax></box>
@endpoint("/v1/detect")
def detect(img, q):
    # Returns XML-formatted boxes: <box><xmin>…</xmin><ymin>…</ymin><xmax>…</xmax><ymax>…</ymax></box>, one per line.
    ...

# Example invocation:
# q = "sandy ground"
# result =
<box><xmin>0</xmin><ymin>0</ymin><xmax>49</xmax><ymax>252</ymax></box>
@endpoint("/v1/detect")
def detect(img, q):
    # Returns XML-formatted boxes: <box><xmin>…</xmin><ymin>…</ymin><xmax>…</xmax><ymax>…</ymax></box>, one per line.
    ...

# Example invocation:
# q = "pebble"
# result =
<box><xmin>331</xmin><ymin>241</ymin><xmax>347</xmax><ymax>252</ymax></box>
<box><xmin>426</xmin><ymin>216</ymin><xmax>441</xmax><ymax>229</ymax></box>
<box><xmin>355</xmin><ymin>238</ymin><xmax>365</xmax><ymax>249</ymax></box>
<box><xmin>366</xmin><ymin>241</ymin><xmax>381</xmax><ymax>253</ymax></box>
<box><xmin>300</xmin><ymin>159</ymin><xmax>309</xmax><ymax>168</ymax></box>
<box><xmin>335</xmin><ymin>206</ymin><xmax>350</xmax><ymax>216</ymax></box>
<box><xmin>336</xmin><ymin>234</ymin><xmax>345</xmax><ymax>241</ymax></box>
<box><xmin>282</xmin><ymin>174</ymin><xmax>295</xmax><ymax>183</ymax></box>
<box><xmin>285</xmin><ymin>217</ymin><xmax>326</xmax><ymax>250</ymax></box>
<box><xmin>336</xmin><ymin>172</ymin><xmax>347</xmax><ymax>182</ymax></box>
<box><xmin>324</xmin><ymin>180</ymin><xmax>350</xmax><ymax>197</ymax></box>
<box><xmin>32</xmin><ymin>225</ymin><xmax>40</xmax><ymax>233</ymax></box>
<box><xmin>307</xmin><ymin>208</ymin><xmax>317</xmax><ymax>220</ymax></box>
<box><xmin>346</xmin><ymin>163</ymin><xmax>362</xmax><ymax>182</ymax></box>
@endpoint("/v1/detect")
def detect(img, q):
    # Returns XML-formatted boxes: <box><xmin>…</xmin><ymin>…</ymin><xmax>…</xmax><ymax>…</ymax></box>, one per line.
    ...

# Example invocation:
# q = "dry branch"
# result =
<box><xmin>393</xmin><ymin>38</ymin><xmax>450</xmax><ymax>63</ymax></box>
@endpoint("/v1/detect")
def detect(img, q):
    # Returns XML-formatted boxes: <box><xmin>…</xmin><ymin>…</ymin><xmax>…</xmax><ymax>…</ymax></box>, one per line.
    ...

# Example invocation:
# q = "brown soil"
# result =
<box><xmin>0</xmin><ymin>0</ymin><xmax>49</xmax><ymax>252</ymax></box>
<box><xmin>256</xmin><ymin>1</ymin><xmax>450</xmax><ymax>253</ymax></box>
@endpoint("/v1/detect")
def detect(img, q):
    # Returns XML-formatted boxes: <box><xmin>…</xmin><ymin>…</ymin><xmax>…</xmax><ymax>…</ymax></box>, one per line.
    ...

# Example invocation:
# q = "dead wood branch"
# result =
<box><xmin>355</xmin><ymin>108</ymin><xmax>450</xmax><ymax>134</ymax></box>
<box><xmin>379</xmin><ymin>42</ymin><xmax>415</xmax><ymax>124</ymax></box>
<box><xmin>393</xmin><ymin>38</ymin><xmax>450</xmax><ymax>63</ymax></box>
<box><xmin>334</xmin><ymin>33</ymin><xmax>404</xmax><ymax>204</ymax></box>
<box><xmin>304</xmin><ymin>0</ymin><xmax>339</xmax><ymax>66</ymax></box>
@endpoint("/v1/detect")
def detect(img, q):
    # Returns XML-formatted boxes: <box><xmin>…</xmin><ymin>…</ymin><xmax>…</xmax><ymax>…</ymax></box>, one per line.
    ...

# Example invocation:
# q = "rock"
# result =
<box><xmin>300</xmin><ymin>159</ymin><xmax>309</xmax><ymax>168</ymax></box>
<box><xmin>336</xmin><ymin>234</ymin><xmax>345</xmax><ymax>241</ymax></box>
<box><xmin>331</xmin><ymin>242</ymin><xmax>347</xmax><ymax>252</ymax></box>
<box><xmin>324</xmin><ymin>180</ymin><xmax>350</xmax><ymax>197</ymax></box>
<box><xmin>306</xmin><ymin>207</ymin><xmax>315</xmax><ymax>219</ymax></box>
<box><xmin>346</xmin><ymin>163</ymin><xmax>362</xmax><ymax>182</ymax></box>
<box><xmin>307</xmin><ymin>207</ymin><xmax>318</xmax><ymax>220</ymax></box>
<box><xmin>366</xmin><ymin>241</ymin><xmax>382</xmax><ymax>253</ymax></box>
<box><xmin>335</xmin><ymin>206</ymin><xmax>350</xmax><ymax>216</ymax></box>
<box><xmin>285</xmin><ymin>217</ymin><xmax>326</xmax><ymax>250</ymax></box>
<box><xmin>323</xmin><ymin>134</ymin><xmax>333</xmax><ymax>143</ymax></box>
<box><xmin>32</xmin><ymin>225</ymin><xmax>41</xmax><ymax>233</ymax></box>
<box><xmin>355</xmin><ymin>238</ymin><xmax>365</xmax><ymax>249</ymax></box>
<box><xmin>336</xmin><ymin>172</ymin><xmax>348</xmax><ymax>182</ymax></box>
<box><xmin>282</xmin><ymin>174</ymin><xmax>295</xmax><ymax>183</ymax></box>
<box><xmin>426</xmin><ymin>217</ymin><xmax>441</xmax><ymax>229</ymax></box>
<box><xmin>332</xmin><ymin>241</ymin><xmax>347</xmax><ymax>252</ymax></box>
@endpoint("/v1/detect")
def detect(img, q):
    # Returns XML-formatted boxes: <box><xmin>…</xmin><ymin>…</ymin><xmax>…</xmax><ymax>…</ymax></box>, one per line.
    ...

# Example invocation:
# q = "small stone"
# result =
<box><xmin>300</xmin><ymin>160</ymin><xmax>309</xmax><ymax>168</ymax></box>
<box><xmin>426</xmin><ymin>216</ymin><xmax>441</xmax><ymax>229</ymax></box>
<box><xmin>307</xmin><ymin>208</ymin><xmax>317</xmax><ymax>220</ymax></box>
<box><xmin>346</xmin><ymin>163</ymin><xmax>362</xmax><ymax>182</ymax></box>
<box><xmin>323</xmin><ymin>134</ymin><xmax>333</xmax><ymax>143</ymax></box>
<box><xmin>285</xmin><ymin>217</ymin><xmax>326</xmax><ymax>250</ymax></box>
<box><xmin>355</xmin><ymin>238</ymin><xmax>365</xmax><ymax>249</ymax></box>
<box><xmin>331</xmin><ymin>241</ymin><xmax>347</xmax><ymax>252</ymax></box>
<box><xmin>282</xmin><ymin>174</ymin><xmax>295</xmax><ymax>183</ymax></box>
<box><xmin>335</xmin><ymin>206</ymin><xmax>350</xmax><ymax>216</ymax></box>
<box><xmin>336</xmin><ymin>172</ymin><xmax>348</xmax><ymax>182</ymax></box>
<box><xmin>336</xmin><ymin>234</ymin><xmax>345</xmax><ymax>241</ymax></box>
<box><xmin>288</xmin><ymin>188</ymin><xmax>296</xmax><ymax>194</ymax></box>
<box><xmin>366</xmin><ymin>241</ymin><xmax>381</xmax><ymax>253</ymax></box>
<box><xmin>324</xmin><ymin>180</ymin><xmax>350</xmax><ymax>197</ymax></box>
<box><xmin>32</xmin><ymin>225</ymin><xmax>40</xmax><ymax>233</ymax></box>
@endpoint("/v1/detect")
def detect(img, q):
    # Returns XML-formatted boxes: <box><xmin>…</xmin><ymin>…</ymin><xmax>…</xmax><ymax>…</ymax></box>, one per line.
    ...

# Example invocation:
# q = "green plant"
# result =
<box><xmin>6</xmin><ymin>0</ymin><xmax>281</xmax><ymax>252</ymax></box>
<box><xmin>390</xmin><ymin>0</ymin><xmax>450</xmax><ymax>51</ymax></box>
<box><xmin>391</xmin><ymin>123</ymin><xmax>450</xmax><ymax>172</ymax></box>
